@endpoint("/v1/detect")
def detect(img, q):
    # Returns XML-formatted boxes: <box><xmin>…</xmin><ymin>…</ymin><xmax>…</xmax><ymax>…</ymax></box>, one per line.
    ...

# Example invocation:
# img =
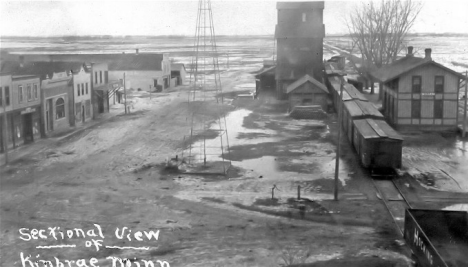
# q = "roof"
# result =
<box><xmin>1</xmin><ymin>61</ymin><xmax>86</xmax><ymax>80</ymax></box>
<box><xmin>371</xmin><ymin>55</ymin><xmax>466</xmax><ymax>82</ymax></box>
<box><xmin>286</xmin><ymin>74</ymin><xmax>328</xmax><ymax>94</ymax></box>
<box><xmin>254</xmin><ymin>66</ymin><xmax>276</xmax><ymax>77</ymax></box>
<box><xmin>343</xmin><ymin>84</ymin><xmax>368</xmax><ymax>101</ymax></box>
<box><xmin>275</xmin><ymin>24</ymin><xmax>325</xmax><ymax>39</ymax></box>
<box><xmin>6</xmin><ymin>53</ymin><xmax>164</xmax><ymax>71</ymax></box>
<box><xmin>277</xmin><ymin>2</ymin><xmax>324</xmax><ymax>9</ymax></box>
<box><xmin>354</xmin><ymin>119</ymin><xmax>403</xmax><ymax>141</ymax></box>
<box><xmin>344</xmin><ymin>100</ymin><xmax>383</xmax><ymax>118</ymax></box>
<box><xmin>171</xmin><ymin>63</ymin><xmax>186</xmax><ymax>71</ymax></box>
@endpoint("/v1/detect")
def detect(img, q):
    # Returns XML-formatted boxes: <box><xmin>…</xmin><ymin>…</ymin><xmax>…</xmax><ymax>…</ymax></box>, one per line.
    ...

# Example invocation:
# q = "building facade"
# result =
<box><xmin>41</xmin><ymin>72</ymin><xmax>74</xmax><ymax>134</ymax></box>
<box><xmin>0</xmin><ymin>75</ymin><xmax>42</xmax><ymax>149</ymax></box>
<box><xmin>72</xmin><ymin>66</ymin><xmax>93</xmax><ymax>126</ymax></box>
<box><xmin>286</xmin><ymin>74</ymin><xmax>329</xmax><ymax>110</ymax></box>
<box><xmin>275</xmin><ymin>1</ymin><xmax>325</xmax><ymax>99</ymax></box>
<box><xmin>372</xmin><ymin>48</ymin><xmax>465</xmax><ymax>131</ymax></box>
<box><xmin>0</xmin><ymin>74</ymin><xmax>13</xmax><ymax>152</ymax></box>
<box><xmin>90</xmin><ymin>62</ymin><xmax>110</xmax><ymax>117</ymax></box>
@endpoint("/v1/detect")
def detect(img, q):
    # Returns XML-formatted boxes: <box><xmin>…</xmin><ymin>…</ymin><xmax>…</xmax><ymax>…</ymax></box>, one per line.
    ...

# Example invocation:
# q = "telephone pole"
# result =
<box><xmin>334</xmin><ymin>73</ymin><xmax>346</xmax><ymax>201</ymax></box>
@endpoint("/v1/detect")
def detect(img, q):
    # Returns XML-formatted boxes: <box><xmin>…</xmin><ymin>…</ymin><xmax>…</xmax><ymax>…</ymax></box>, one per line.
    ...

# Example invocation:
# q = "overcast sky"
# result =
<box><xmin>0</xmin><ymin>0</ymin><xmax>467</xmax><ymax>36</ymax></box>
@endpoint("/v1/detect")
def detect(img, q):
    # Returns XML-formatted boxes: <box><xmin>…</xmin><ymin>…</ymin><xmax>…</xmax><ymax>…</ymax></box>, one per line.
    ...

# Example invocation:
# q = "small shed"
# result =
<box><xmin>286</xmin><ymin>74</ymin><xmax>329</xmax><ymax>110</ymax></box>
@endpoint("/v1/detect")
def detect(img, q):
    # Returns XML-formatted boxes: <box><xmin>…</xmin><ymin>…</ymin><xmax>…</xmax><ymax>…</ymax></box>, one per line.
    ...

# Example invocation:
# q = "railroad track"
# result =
<box><xmin>372</xmin><ymin>177</ymin><xmax>412</xmax><ymax>237</ymax></box>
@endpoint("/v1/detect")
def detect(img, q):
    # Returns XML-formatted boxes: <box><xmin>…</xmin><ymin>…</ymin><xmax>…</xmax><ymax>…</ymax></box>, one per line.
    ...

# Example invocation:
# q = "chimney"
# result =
<box><xmin>136</xmin><ymin>49</ymin><xmax>139</xmax><ymax>55</ymax></box>
<box><xmin>424</xmin><ymin>48</ymin><xmax>432</xmax><ymax>60</ymax></box>
<box><xmin>407</xmin><ymin>46</ymin><xmax>413</xmax><ymax>57</ymax></box>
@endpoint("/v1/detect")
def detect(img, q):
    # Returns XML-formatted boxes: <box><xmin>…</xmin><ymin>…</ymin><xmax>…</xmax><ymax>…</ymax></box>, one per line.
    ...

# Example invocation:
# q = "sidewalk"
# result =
<box><xmin>0</xmin><ymin>106</ymin><xmax>124</xmax><ymax>167</ymax></box>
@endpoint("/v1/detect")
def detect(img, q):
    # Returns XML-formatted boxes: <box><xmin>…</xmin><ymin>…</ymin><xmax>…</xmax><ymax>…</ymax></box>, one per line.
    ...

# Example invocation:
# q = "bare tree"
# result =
<box><xmin>347</xmin><ymin>0</ymin><xmax>423</xmax><ymax>94</ymax></box>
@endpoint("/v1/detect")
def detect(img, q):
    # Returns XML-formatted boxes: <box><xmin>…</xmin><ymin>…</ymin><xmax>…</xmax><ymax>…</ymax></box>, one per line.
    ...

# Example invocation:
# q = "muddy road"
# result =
<box><xmin>1</xmin><ymin>77</ymin><xmax>411</xmax><ymax>267</ymax></box>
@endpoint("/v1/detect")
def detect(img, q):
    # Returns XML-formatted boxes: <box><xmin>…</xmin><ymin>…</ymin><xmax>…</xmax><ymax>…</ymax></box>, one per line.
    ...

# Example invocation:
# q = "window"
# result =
<box><xmin>105</xmin><ymin>71</ymin><xmax>108</xmax><ymax>83</ymax></box>
<box><xmin>434</xmin><ymin>100</ymin><xmax>443</xmax><ymax>119</ymax></box>
<box><xmin>100</xmin><ymin>71</ymin><xmax>102</xmax><ymax>84</ymax></box>
<box><xmin>56</xmin><ymin>98</ymin><xmax>65</xmax><ymax>119</ymax></box>
<box><xmin>27</xmin><ymin>84</ymin><xmax>32</xmax><ymax>101</ymax></box>
<box><xmin>435</xmin><ymin>76</ymin><xmax>444</xmax><ymax>93</ymax></box>
<box><xmin>33</xmin><ymin>84</ymin><xmax>38</xmax><ymax>99</ymax></box>
<box><xmin>302</xmin><ymin>13</ymin><xmax>307</xmax><ymax>22</ymax></box>
<box><xmin>5</xmin><ymin>86</ymin><xmax>9</xmax><ymax>105</ymax></box>
<box><xmin>412</xmin><ymin>76</ymin><xmax>421</xmax><ymax>93</ymax></box>
<box><xmin>18</xmin><ymin>85</ymin><xmax>23</xmax><ymax>103</ymax></box>
<box><xmin>86</xmin><ymin>83</ymin><xmax>88</xmax><ymax>94</ymax></box>
<box><xmin>81</xmin><ymin>83</ymin><xmax>84</xmax><ymax>95</ymax></box>
<box><xmin>77</xmin><ymin>84</ymin><xmax>81</xmax><ymax>96</ymax></box>
<box><xmin>412</xmin><ymin>99</ymin><xmax>421</xmax><ymax>118</ymax></box>
<box><xmin>0</xmin><ymin>87</ymin><xmax>2</xmax><ymax>106</ymax></box>
<box><xmin>95</xmin><ymin>72</ymin><xmax>98</xmax><ymax>84</ymax></box>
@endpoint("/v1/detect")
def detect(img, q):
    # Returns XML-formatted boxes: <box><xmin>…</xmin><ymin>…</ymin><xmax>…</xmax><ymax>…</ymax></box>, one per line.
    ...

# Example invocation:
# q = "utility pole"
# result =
<box><xmin>2</xmin><ymin>91</ymin><xmax>8</xmax><ymax>165</ymax></box>
<box><xmin>149</xmin><ymin>85</ymin><xmax>152</xmax><ymax>101</ymax></box>
<box><xmin>334</xmin><ymin>74</ymin><xmax>346</xmax><ymax>201</ymax></box>
<box><xmin>123</xmin><ymin>73</ymin><xmax>127</xmax><ymax>114</ymax></box>
<box><xmin>463</xmin><ymin>70</ymin><xmax>468</xmax><ymax>138</ymax></box>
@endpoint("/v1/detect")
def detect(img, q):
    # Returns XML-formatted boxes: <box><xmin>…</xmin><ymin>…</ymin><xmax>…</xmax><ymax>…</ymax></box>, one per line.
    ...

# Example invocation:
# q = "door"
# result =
<box><xmin>97</xmin><ymin>91</ymin><xmax>104</xmax><ymax>113</ymax></box>
<box><xmin>46</xmin><ymin>99</ymin><xmax>53</xmax><ymax>131</ymax></box>
<box><xmin>23</xmin><ymin>113</ymin><xmax>34</xmax><ymax>143</ymax></box>
<box><xmin>82</xmin><ymin>106</ymin><xmax>85</xmax><ymax>123</ymax></box>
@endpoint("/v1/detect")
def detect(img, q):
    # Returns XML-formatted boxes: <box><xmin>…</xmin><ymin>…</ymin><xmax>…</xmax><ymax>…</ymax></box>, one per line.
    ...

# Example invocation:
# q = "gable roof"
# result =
<box><xmin>0</xmin><ymin>61</ymin><xmax>86</xmax><ymax>80</ymax></box>
<box><xmin>254</xmin><ymin>66</ymin><xmax>276</xmax><ymax>77</ymax></box>
<box><xmin>371</xmin><ymin>56</ymin><xmax>466</xmax><ymax>83</ymax></box>
<box><xmin>286</xmin><ymin>74</ymin><xmax>328</xmax><ymax>94</ymax></box>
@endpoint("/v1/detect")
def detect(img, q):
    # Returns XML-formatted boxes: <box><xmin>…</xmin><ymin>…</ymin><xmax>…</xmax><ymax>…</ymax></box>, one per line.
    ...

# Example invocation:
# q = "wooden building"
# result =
<box><xmin>4</xmin><ymin>51</ymin><xmax>172</xmax><ymax>92</ymax></box>
<box><xmin>372</xmin><ymin>47</ymin><xmax>466</xmax><ymax>131</ymax></box>
<box><xmin>0</xmin><ymin>74</ymin><xmax>42</xmax><ymax>149</ymax></box>
<box><xmin>170</xmin><ymin>63</ymin><xmax>187</xmax><ymax>86</ymax></box>
<box><xmin>255</xmin><ymin>61</ymin><xmax>276</xmax><ymax>96</ymax></box>
<box><xmin>275</xmin><ymin>1</ymin><xmax>325</xmax><ymax>99</ymax></box>
<box><xmin>286</xmin><ymin>74</ymin><xmax>329</xmax><ymax>110</ymax></box>
<box><xmin>41</xmin><ymin>72</ymin><xmax>74</xmax><ymax>135</ymax></box>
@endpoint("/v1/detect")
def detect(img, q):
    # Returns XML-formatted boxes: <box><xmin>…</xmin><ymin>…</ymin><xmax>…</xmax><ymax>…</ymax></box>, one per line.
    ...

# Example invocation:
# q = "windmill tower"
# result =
<box><xmin>182</xmin><ymin>0</ymin><xmax>230</xmax><ymax>174</ymax></box>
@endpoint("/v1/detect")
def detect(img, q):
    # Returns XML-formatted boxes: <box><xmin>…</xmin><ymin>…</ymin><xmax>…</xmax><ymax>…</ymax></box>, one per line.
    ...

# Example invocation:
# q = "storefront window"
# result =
<box><xmin>33</xmin><ymin>84</ymin><xmax>38</xmax><ymax>99</ymax></box>
<box><xmin>18</xmin><ymin>85</ymin><xmax>23</xmax><ymax>103</ymax></box>
<box><xmin>27</xmin><ymin>84</ymin><xmax>32</xmax><ymax>101</ymax></box>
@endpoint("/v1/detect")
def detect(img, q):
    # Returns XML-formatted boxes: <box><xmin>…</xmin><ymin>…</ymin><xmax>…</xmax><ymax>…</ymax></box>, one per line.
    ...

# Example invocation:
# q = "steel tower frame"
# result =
<box><xmin>182</xmin><ymin>0</ymin><xmax>230</xmax><ymax>173</ymax></box>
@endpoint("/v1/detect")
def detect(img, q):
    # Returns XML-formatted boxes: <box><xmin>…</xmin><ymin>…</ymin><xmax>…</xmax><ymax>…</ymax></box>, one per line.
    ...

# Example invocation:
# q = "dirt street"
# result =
<box><xmin>1</xmin><ymin>70</ymin><xmax>411</xmax><ymax>267</ymax></box>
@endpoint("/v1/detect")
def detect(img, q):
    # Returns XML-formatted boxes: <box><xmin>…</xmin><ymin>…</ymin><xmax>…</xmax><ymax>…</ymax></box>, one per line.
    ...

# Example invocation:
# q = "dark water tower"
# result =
<box><xmin>275</xmin><ymin>1</ymin><xmax>325</xmax><ymax>99</ymax></box>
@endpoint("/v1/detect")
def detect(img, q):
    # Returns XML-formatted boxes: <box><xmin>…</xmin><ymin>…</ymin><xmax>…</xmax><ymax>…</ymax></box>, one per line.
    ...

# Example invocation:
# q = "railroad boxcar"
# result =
<box><xmin>342</xmin><ymin>100</ymin><xmax>385</xmax><ymax>144</ymax></box>
<box><xmin>352</xmin><ymin>119</ymin><xmax>403</xmax><ymax>169</ymax></box>
<box><xmin>404</xmin><ymin>209</ymin><xmax>468</xmax><ymax>267</ymax></box>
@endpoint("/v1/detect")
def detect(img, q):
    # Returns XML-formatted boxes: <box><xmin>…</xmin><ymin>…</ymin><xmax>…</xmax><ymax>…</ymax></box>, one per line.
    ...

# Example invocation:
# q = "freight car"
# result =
<box><xmin>404</xmin><ymin>209</ymin><xmax>468</xmax><ymax>267</ymax></box>
<box><xmin>342</xmin><ymin>99</ymin><xmax>384</xmax><ymax>144</ymax></box>
<box><xmin>352</xmin><ymin>119</ymin><xmax>403</xmax><ymax>169</ymax></box>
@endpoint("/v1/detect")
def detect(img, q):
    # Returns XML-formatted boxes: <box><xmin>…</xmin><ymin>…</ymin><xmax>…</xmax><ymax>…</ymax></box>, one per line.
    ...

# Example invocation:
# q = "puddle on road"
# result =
<box><xmin>186</xmin><ymin>108</ymin><xmax>350</xmax><ymax>186</ymax></box>
<box><xmin>443</xmin><ymin>204</ymin><xmax>468</xmax><ymax>211</ymax></box>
